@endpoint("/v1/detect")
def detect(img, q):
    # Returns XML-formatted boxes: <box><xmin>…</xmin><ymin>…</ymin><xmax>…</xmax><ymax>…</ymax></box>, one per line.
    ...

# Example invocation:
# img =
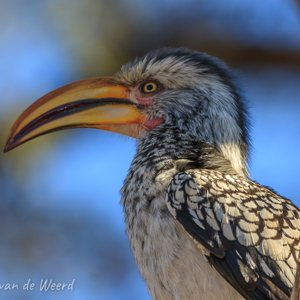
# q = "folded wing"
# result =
<box><xmin>167</xmin><ymin>169</ymin><xmax>300</xmax><ymax>300</ymax></box>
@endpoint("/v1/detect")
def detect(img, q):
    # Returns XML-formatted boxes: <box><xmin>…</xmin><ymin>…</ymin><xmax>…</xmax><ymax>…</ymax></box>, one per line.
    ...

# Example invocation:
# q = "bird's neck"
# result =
<box><xmin>121</xmin><ymin>125</ymin><xmax>239</xmax><ymax>209</ymax></box>
<box><xmin>138</xmin><ymin>124</ymin><xmax>240</xmax><ymax>173</ymax></box>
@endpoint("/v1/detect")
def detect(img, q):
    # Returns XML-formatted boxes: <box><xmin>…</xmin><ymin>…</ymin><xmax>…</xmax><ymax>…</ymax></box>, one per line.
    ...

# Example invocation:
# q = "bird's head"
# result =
<box><xmin>4</xmin><ymin>48</ymin><xmax>250</xmax><ymax>176</ymax></box>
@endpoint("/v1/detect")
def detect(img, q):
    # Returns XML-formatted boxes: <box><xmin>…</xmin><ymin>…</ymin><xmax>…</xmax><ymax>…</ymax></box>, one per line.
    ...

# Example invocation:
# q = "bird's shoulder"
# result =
<box><xmin>166</xmin><ymin>169</ymin><xmax>300</xmax><ymax>300</ymax></box>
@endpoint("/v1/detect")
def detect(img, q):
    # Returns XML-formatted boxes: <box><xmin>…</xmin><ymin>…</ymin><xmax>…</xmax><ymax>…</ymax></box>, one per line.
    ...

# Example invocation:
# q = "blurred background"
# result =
<box><xmin>0</xmin><ymin>0</ymin><xmax>299</xmax><ymax>299</ymax></box>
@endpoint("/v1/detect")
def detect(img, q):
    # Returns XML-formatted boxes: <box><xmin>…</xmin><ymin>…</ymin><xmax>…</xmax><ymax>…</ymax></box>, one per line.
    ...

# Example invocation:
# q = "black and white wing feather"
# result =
<box><xmin>167</xmin><ymin>169</ymin><xmax>300</xmax><ymax>300</ymax></box>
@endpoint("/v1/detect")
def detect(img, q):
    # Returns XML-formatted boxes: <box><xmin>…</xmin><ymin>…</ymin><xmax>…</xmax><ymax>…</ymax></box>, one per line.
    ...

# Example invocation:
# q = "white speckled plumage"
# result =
<box><xmin>121</xmin><ymin>150</ymin><xmax>244</xmax><ymax>300</ymax></box>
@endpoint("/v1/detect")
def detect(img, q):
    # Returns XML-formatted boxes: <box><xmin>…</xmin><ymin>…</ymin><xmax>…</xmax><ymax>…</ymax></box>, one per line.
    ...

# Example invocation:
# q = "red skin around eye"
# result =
<box><xmin>133</xmin><ymin>85</ymin><xmax>155</xmax><ymax>106</ymax></box>
<box><xmin>132</xmin><ymin>85</ymin><xmax>164</xmax><ymax>129</ymax></box>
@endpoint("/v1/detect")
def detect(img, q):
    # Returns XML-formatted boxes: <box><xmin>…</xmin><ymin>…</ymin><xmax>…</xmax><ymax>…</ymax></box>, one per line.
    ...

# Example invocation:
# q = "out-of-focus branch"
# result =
<box><xmin>165</xmin><ymin>36</ymin><xmax>300</xmax><ymax>69</ymax></box>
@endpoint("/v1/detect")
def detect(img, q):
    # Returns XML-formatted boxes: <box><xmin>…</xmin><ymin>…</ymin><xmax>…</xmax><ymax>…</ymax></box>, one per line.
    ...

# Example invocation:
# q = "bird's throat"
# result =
<box><xmin>142</xmin><ymin>117</ymin><xmax>164</xmax><ymax>131</ymax></box>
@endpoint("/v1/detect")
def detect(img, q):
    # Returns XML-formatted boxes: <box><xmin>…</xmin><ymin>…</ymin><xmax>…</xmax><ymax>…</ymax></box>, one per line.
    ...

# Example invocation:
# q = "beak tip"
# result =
<box><xmin>3</xmin><ymin>139</ymin><xmax>15</xmax><ymax>153</ymax></box>
<box><xmin>3</xmin><ymin>146</ymin><xmax>9</xmax><ymax>154</ymax></box>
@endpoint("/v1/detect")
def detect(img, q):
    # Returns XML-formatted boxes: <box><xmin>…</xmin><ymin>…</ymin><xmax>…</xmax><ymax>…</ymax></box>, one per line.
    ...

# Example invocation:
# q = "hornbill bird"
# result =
<box><xmin>4</xmin><ymin>48</ymin><xmax>300</xmax><ymax>300</ymax></box>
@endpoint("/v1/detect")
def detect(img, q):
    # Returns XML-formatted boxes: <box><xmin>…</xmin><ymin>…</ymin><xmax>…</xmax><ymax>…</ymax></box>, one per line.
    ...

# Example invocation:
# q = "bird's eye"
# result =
<box><xmin>141</xmin><ymin>82</ymin><xmax>158</xmax><ymax>93</ymax></box>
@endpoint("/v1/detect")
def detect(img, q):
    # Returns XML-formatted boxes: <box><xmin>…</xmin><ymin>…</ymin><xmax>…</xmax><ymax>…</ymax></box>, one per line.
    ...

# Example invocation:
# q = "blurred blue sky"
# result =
<box><xmin>0</xmin><ymin>1</ymin><xmax>300</xmax><ymax>299</ymax></box>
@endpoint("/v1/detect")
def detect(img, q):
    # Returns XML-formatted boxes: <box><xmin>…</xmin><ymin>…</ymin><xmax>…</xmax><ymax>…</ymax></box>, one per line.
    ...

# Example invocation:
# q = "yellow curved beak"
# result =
<box><xmin>4</xmin><ymin>77</ymin><xmax>146</xmax><ymax>153</ymax></box>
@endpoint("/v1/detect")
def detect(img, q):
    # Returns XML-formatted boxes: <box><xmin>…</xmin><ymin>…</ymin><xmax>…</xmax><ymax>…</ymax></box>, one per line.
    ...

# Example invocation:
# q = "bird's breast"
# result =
<box><xmin>122</xmin><ymin>188</ymin><xmax>244</xmax><ymax>300</ymax></box>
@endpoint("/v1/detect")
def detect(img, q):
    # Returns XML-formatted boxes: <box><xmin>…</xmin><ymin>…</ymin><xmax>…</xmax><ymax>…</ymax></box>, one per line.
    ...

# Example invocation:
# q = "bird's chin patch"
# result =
<box><xmin>142</xmin><ymin>117</ymin><xmax>164</xmax><ymax>131</ymax></box>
